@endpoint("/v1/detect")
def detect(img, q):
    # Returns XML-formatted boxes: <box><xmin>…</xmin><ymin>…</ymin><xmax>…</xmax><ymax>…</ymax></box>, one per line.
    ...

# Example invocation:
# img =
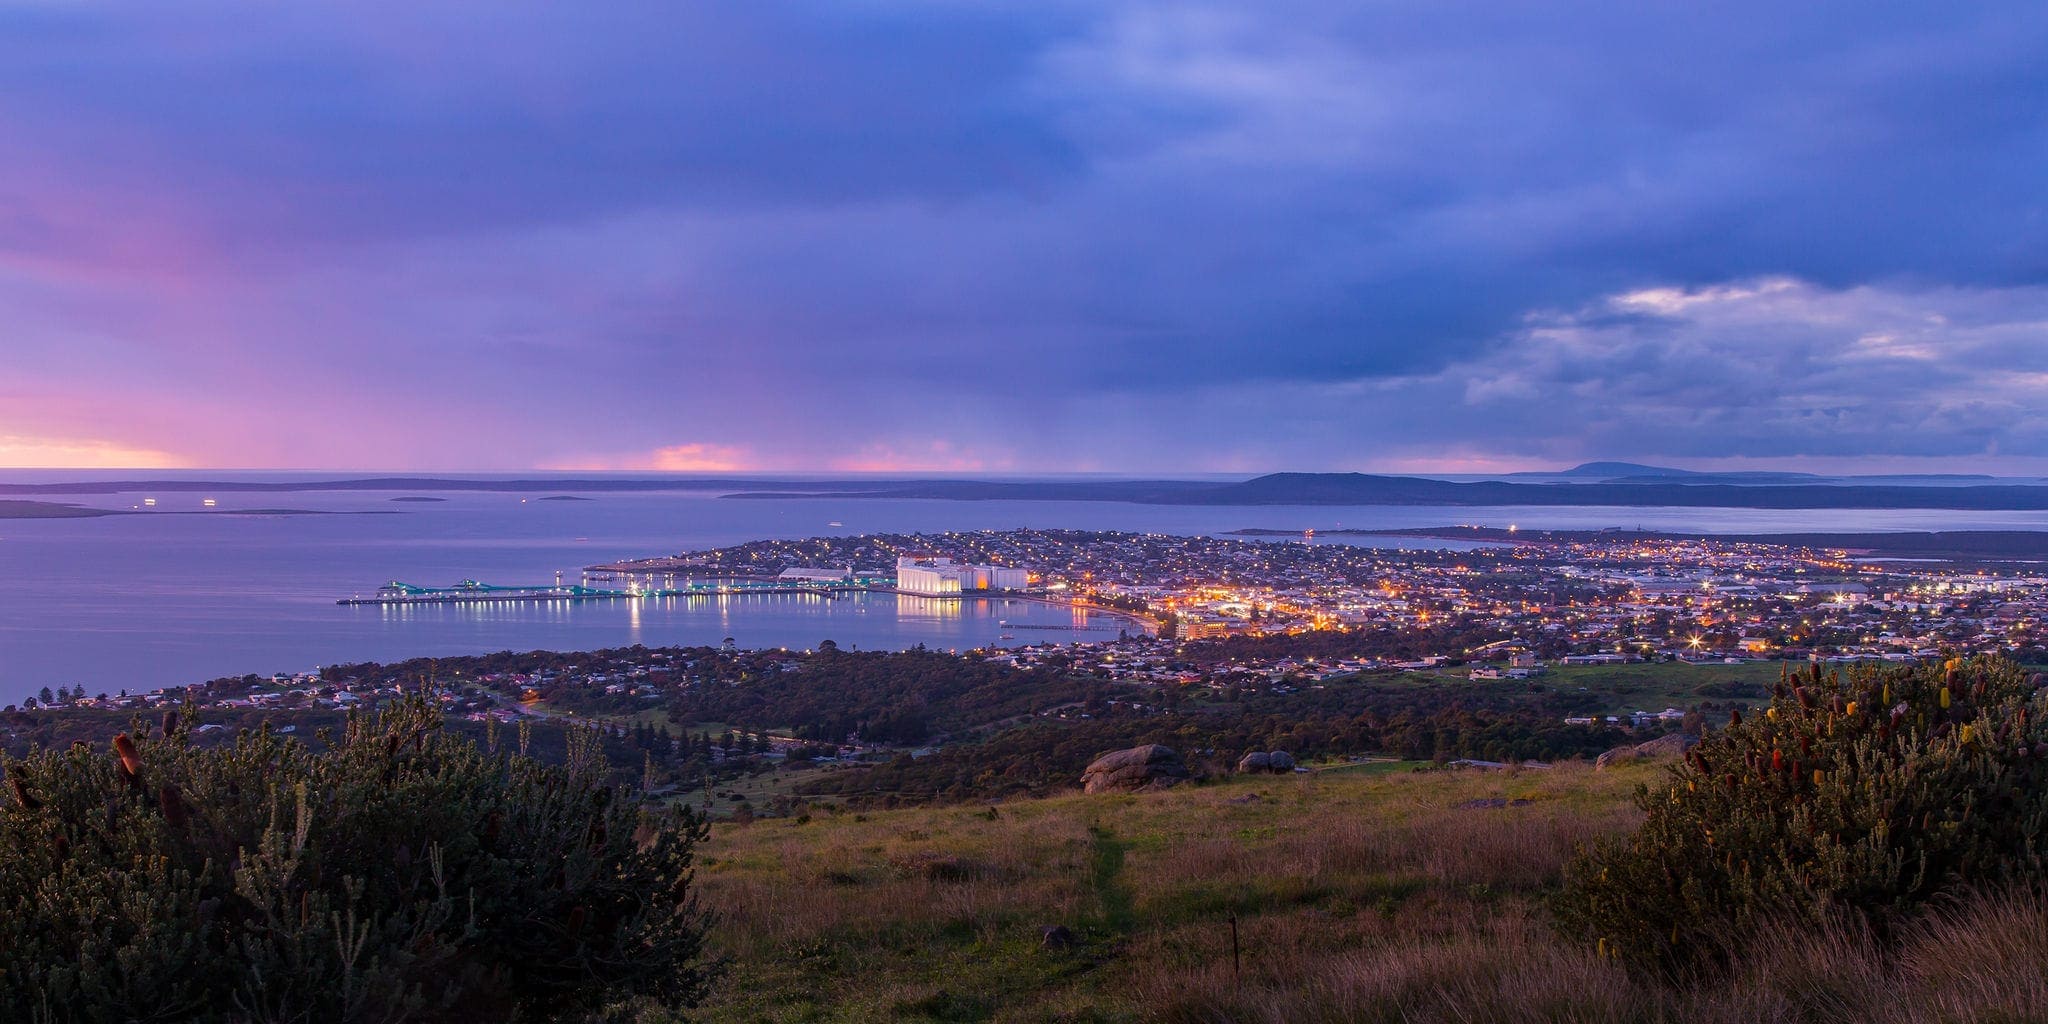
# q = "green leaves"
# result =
<box><xmin>0</xmin><ymin>698</ymin><xmax>717</xmax><ymax>1023</ymax></box>
<box><xmin>1560</xmin><ymin>656</ymin><xmax>2048</xmax><ymax>975</ymax></box>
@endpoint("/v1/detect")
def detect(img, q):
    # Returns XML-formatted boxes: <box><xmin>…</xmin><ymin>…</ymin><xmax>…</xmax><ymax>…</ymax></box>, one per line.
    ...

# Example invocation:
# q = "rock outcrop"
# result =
<box><xmin>1236</xmin><ymin>750</ymin><xmax>1297</xmax><ymax>774</ymax></box>
<box><xmin>1082</xmin><ymin>744</ymin><xmax>1190</xmax><ymax>793</ymax></box>
<box><xmin>1595</xmin><ymin>731</ymin><xmax>1700</xmax><ymax>769</ymax></box>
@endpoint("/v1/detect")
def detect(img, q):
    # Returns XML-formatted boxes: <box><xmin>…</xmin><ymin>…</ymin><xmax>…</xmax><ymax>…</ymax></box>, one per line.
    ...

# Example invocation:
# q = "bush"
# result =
<box><xmin>1559</xmin><ymin>656</ymin><xmax>2048</xmax><ymax>973</ymax></box>
<box><xmin>0</xmin><ymin>700</ymin><xmax>718</xmax><ymax>1022</ymax></box>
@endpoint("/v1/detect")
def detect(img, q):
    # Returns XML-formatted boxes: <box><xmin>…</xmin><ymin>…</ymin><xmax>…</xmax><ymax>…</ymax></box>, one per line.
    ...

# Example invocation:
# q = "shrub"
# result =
<box><xmin>0</xmin><ymin>700</ymin><xmax>718</xmax><ymax>1023</ymax></box>
<box><xmin>1558</xmin><ymin>656</ymin><xmax>2048</xmax><ymax>973</ymax></box>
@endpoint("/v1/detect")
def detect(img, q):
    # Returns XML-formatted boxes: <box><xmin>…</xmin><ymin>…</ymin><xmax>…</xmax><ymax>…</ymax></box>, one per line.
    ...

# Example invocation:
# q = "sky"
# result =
<box><xmin>2</xmin><ymin>1</ymin><xmax>2046</xmax><ymax>475</ymax></box>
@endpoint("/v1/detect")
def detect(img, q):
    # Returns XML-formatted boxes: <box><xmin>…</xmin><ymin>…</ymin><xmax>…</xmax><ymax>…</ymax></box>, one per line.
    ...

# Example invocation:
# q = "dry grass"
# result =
<box><xmin>685</xmin><ymin>764</ymin><xmax>2048</xmax><ymax>1023</ymax></box>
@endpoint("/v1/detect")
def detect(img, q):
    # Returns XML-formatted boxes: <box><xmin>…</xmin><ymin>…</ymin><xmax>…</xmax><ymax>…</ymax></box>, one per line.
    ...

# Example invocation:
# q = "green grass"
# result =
<box><xmin>1309</xmin><ymin>758</ymin><xmax>1431</xmax><ymax>776</ymax></box>
<box><xmin>691</xmin><ymin>763</ymin><xmax>1651</xmax><ymax>1022</ymax></box>
<box><xmin>688</xmin><ymin>756</ymin><xmax>2048</xmax><ymax>1023</ymax></box>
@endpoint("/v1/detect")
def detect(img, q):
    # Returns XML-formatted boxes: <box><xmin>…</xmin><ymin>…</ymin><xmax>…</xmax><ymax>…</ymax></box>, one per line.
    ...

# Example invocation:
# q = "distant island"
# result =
<box><xmin>0</xmin><ymin>500</ymin><xmax>388</xmax><ymax>520</ymax></box>
<box><xmin>0</xmin><ymin>499</ymin><xmax>122</xmax><ymax>519</ymax></box>
<box><xmin>1231</xmin><ymin>525</ymin><xmax>2048</xmax><ymax>562</ymax></box>
<box><xmin>720</xmin><ymin>471</ymin><xmax>2048</xmax><ymax>510</ymax></box>
<box><xmin>11</xmin><ymin>466</ymin><xmax>2048</xmax><ymax>511</ymax></box>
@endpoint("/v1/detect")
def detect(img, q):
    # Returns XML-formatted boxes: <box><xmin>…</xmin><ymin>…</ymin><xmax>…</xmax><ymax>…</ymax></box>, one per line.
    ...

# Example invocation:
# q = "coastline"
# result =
<box><xmin>0</xmin><ymin>500</ymin><xmax>124</xmax><ymax>519</ymax></box>
<box><xmin>0</xmin><ymin>500</ymin><xmax>395</xmax><ymax>520</ymax></box>
<box><xmin>876</xmin><ymin>587</ymin><xmax>1160</xmax><ymax>637</ymax></box>
<box><xmin>1228</xmin><ymin>525</ymin><xmax>2048</xmax><ymax>562</ymax></box>
<box><xmin>18</xmin><ymin>472</ymin><xmax>2048</xmax><ymax>512</ymax></box>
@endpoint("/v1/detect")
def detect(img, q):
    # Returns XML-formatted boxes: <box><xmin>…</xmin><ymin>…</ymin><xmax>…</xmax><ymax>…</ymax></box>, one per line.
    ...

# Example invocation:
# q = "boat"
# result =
<box><xmin>828</xmin><ymin>521</ymin><xmax>844</xmax><ymax>528</ymax></box>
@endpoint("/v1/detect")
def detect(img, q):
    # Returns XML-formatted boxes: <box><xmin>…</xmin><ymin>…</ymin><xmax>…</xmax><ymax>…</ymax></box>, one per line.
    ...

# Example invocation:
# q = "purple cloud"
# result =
<box><xmin>0</xmin><ymin>1</ymin><xmax>2043</xmax><ymax>470</ymax></box>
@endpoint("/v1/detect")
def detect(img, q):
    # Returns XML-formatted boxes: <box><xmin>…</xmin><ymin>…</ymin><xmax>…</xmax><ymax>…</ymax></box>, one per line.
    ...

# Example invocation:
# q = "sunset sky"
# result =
<box><xmin>3</xmin><ymin>2</ymin><xmax>2045</xmax><ymax>473</ymax></box>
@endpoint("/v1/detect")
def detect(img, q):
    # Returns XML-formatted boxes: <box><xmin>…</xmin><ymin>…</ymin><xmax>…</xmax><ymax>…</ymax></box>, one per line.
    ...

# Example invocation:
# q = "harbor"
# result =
<box><xmin>337</xmin><ymin>576</ymin><xmax>887</xmax><ymax>606</ymax></box>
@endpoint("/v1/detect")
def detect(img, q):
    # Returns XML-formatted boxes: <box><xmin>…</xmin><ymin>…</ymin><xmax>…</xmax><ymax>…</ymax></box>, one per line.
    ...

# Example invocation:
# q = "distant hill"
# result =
<box><xmin>734</xmin><ymin>472</ymin><xmax>2048</xmax><ymax>509</ymax></box>
<box><xmin>1193</xmin><ymin>472</ymin><xmax>2048</xmax><ymax>509</ymax></box>
<box><xmin>0</xmin><ymin>499</ymin><xmax>123</xmax><ymax>519</ymax></box>
<box><xmin>1509</xmin><ymin>462</ymin><xmax>2002</xmax><ymax>487</ymax></box>
<box><xmin>1541</xmin><ymin>461</ymin><xmax>1701</xmax><ymax>478</ymax></box>
<box><xmin>1608</xmin><ymin>471</ymin><xmax>1825</xmax><ymax>485</ymax></box>
<box><xmin>9</xmin><ymin>472</ymin><xmax>2048</xmax><ymax>511</ymax></box>
<box><xmin>1510</xmin><ymin>462</ymin><xmax>1823</xmax><ymax>484</ymax></box>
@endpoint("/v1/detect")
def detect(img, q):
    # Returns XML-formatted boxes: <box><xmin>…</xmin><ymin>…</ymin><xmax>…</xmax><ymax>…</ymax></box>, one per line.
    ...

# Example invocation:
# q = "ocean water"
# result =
<box><xmin>4</xmin><ymin>481</ymin><xmax>2047</xmax><ymax>701</ymax></box>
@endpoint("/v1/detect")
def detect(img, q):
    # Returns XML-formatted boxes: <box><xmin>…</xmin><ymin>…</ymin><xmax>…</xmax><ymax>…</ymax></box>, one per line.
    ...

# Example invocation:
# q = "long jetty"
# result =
<box><xmin>336</xmin><ymin>578</ymin><xmax>879</xmax><ymax>606</ymax></box>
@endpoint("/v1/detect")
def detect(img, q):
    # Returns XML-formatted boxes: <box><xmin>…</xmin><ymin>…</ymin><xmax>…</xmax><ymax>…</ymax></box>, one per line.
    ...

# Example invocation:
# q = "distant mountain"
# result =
<box><xmin>1509</xmin><ymin>461</ymin><xmax>1825</xmax><ymax>484</ymax></box>
<box><xmin>1608</xmin><ymin>471</ymin><xmax>1825</xmax><ymax>485</ymax></box>
<box><xmin>1547</xmin><ymin>461</ymin><xmax>1701</xmax><ymax>478</ymax></box>
<box><xmin>10</xmin><ymin>472</ymin><xmax>2048</xmax><ymax>511</ymax></box>
<box><xmin>1190</xmin><ymin>472</ymin><xmax>2048</xmax><ymax>509</ymax></box>
<box><xmin>1847</xmin><ymin>474</ymin><xmax>2000</xmax><ymax>484</ymax></box>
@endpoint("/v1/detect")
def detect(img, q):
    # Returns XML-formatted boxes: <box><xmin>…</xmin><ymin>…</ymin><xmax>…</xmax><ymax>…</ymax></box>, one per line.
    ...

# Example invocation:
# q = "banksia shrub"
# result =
<box><xmin>1559</xmin><ymin>655</ymin><xmax>2048</xmax><ymax>974</ymax></box>
<box><xmin>0</xmin><ymin>698</ymin><xmax>718</xmax><ymax>1023</ymax></box>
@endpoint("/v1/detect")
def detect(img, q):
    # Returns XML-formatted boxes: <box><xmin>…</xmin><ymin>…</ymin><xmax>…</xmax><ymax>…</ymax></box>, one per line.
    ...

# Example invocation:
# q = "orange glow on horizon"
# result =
<box><xmin>0</xmin><ymin>434</ymin><xmax>188</xmax><ymax>469</ymax></box>
<box><xmin>542</xmin><ymin>442</ymin><xmax>752</xmax><ymax>472</ymax></box>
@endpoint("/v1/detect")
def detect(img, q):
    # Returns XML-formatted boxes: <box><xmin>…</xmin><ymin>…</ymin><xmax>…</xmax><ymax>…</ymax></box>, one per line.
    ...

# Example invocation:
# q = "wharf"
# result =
<box><xmin>337</xmin><ymin>578</ymin><xmax>879</xmax><ymax>606</ymax></box>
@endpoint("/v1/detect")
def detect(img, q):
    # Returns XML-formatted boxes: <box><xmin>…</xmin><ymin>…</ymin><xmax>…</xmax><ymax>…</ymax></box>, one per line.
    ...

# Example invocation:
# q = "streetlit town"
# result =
<box><xmin>608</xmin><ymin>526</ymin><xmax>2044</xmax><ymax>670</ymax></box>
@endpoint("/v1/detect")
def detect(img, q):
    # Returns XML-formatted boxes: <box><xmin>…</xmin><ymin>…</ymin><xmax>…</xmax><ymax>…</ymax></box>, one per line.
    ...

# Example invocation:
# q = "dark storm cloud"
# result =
<box><xmin>0</xmin><ymin>3</ymin><xmax>1092</xmax><ymax>251</ymax></box>
<box><xmin>0</xmin><ymin>1</ymin><xmax>2043</xmax><ymax>469</ymax></box>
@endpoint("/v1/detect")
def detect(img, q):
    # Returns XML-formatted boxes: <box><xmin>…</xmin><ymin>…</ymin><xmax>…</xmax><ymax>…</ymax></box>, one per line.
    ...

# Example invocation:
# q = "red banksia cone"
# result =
<box><xmin>0</xmin><ymin>695</ymin><xmax>717</xmax><ymax>1019</ymax></box>
<box><xmin>113</xmin><ymin>733</ymin><xmax>142</xmax><ymax>780</ymax></box>
<box><xmin>8</xmin><ymin>771</ymin><xmax>38</xmax><ymax>811</ymax></box>
<box><xmin>158</xmin><ymin>784</ymin><xmax>189</xmax><ymax>829</ymax></box>
<box><xmin>1563</xmin><ymin>655</ymin><xmax>2048</xmax><ymax>975</ymax></box>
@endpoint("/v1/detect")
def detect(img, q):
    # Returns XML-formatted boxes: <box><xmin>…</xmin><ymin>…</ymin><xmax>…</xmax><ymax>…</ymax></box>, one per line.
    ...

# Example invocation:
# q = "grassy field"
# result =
<box><xmin>693</xmin><ymin>762</ymin><xmax>1648</xmax><ymax>1022</ymax></box>
<box><xmin>690</xmin><ymin>760</ymin><xmax>2048</xmax><ymax>1023</ymax></box>
<box><xmin>1404</xmin><ymin>659</ymin><xmax>1785</xmax><ymax>715</ymax></box>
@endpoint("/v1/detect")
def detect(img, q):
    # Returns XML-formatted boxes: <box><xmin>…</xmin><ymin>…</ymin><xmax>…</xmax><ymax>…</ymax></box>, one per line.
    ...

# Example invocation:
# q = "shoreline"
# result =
<box><xmin>0</xmin><ymin>500</ymin><xmax>398</xmax><ymax>520</ymax></box>
<box><xmin>17</xmin><ymin>473</ymin><xmax>2048</xmax><ymax>512</ymax></box>
<box><xmin>876</xmin><ymin>588</ymin><xmax>1159</xmax><ymax>637</ymax></box>
<box><xmin>1226</xmin><ymin>525</ymin><xmax>2048</xmax><ymax>561</ymax></box>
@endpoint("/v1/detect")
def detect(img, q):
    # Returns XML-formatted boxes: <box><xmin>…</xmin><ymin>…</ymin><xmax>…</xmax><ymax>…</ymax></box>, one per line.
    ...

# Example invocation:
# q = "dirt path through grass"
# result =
<box><xmin>1088</xmin><ymin>825</ymin><xmax>1135</xmax><ymax>933</ymax></box>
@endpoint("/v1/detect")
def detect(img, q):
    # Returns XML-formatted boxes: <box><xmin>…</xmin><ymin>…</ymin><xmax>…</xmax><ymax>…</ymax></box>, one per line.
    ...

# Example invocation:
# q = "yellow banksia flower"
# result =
<box><xmin>1940</xmin><ymin>687</ymin><xmax>1952</xmax><ymax>709</ymax></box>
<box><xmin>1845</xmin><ymin>701</ymin><xmax>1857</xmax><ymax>716</ymax></box>
<box><xmin>1813</xmin><ymin>769</ymin><xmax>1824</xmax><ymax>786</ymax></box>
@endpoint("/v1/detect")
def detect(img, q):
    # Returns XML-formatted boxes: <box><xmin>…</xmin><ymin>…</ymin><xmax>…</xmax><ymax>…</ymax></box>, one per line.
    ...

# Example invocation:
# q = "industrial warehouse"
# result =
<box><xmin>894</xmin><ymin>554</ymin><xmax>1030</xmax><ymax>595</ymax></box>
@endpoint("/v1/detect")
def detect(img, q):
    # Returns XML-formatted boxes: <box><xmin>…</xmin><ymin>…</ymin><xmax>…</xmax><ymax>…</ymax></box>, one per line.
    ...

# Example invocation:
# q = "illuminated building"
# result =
<box><xmin>895</xmin><ymin>555</ymin><xmax>1030</xmax><ymax>595</ymax></box>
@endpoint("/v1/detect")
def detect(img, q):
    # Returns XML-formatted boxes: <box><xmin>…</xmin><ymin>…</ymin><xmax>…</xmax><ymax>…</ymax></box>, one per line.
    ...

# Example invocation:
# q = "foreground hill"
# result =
<box><xmin>690</xmin><ymin>762</ymin><xmax>2048</xmax><ymax>1023</ymax></box>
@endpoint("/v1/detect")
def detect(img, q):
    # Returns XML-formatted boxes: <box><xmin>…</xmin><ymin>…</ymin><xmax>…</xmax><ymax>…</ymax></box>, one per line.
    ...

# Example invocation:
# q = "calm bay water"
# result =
<box><xmin>5</xmin><ymin>480</ymin><xmax>2048</xmax><ymax>702</ymax></box>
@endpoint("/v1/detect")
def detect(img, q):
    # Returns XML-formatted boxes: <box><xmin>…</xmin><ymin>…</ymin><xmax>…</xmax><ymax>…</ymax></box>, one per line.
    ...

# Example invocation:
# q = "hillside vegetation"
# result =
<box><xmin>0</xmin><ymin>702</ymin><xmax>716</xmax><ymax>1023</ymax></box>
<box><xmin>694</xmin><ymin>754</ymin><xmax>2048</xmax><ymax>1023</ymax></box>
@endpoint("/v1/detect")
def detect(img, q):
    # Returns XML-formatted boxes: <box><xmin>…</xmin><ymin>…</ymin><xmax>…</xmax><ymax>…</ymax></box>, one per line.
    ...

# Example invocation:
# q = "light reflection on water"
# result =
<box><xmin>3</xmin><ymin>485</ymin><xmax>2045</xmax><ymax>699</ymax></box>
